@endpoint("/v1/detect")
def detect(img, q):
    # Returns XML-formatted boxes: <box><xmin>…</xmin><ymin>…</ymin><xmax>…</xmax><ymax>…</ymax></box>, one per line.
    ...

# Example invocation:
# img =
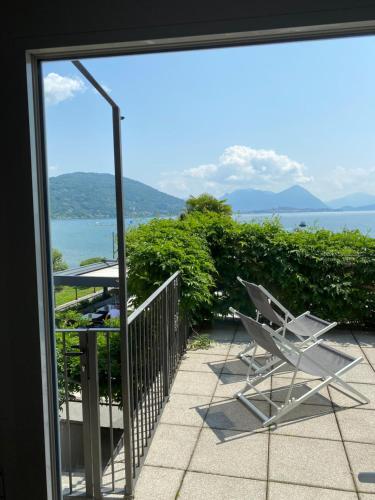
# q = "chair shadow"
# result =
<box><xmin>194</xmin><ymin>380</ymin><xmax>341</xmax><ymax>443</ymax></box>
<box><xmin>269</xmin><ymin>381</ymin><xmax>335</xmax><ymax>427</ymax></box>
<box><xmin>194</xmin><ymin>396</ymin><xmax>268</xmax><ymax>442</ymax></box>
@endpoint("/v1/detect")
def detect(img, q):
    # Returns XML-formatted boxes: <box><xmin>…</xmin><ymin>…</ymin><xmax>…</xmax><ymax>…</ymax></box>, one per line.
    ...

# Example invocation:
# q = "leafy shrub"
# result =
<box><xmin>52</xmin><ymin>248</ymin><xmax>68</xmax><ymax>271</ymax></box>
<box><xmin>215</xmin><ymin>219</ymin><xmax>375</xmax><ymax>324</ymax></box>
<box><xmin>187</xmin><ymin>333</ymin><xmax>212</xmax><ymax>350</ymax></box>
<box><xmin>185</xmin><ymin>193</ymin><xmax>232</xmax><ymax>216</ymax></box>
<box><xmin>126</xmin><ymin>219</ymin><xmax>216</xmax><ymax>323</ymax></box>
<box><xmin>79</xmin><ymin>256</ymin><xmax>107</xmax><ymax>266</ymax></box>
<box><xmin>126</xmin><ymin>214</ymin><xmax>375</xmax><ymax>326</ymax></box>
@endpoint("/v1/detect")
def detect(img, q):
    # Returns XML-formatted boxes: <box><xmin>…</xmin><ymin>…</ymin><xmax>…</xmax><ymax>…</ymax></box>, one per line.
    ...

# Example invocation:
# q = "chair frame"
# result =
<box><xmin>236</xmin><ymin>277</ymin><xmax>337</xmax><ymax>370</ymax></box>
<box><xmin>232</xmin><ymin>312</ymin><xmax>369</xmax><ymax>427</ymax></box>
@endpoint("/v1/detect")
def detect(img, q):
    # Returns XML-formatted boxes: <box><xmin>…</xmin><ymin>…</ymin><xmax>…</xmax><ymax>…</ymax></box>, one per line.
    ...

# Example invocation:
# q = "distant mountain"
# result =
<box><xmin>336</xmin><ymin>203</ymin><xmax>375</xmax><ymax>212</ymax></box>
<box><xmin>223</xmin><ymin>185</ymin><xmax>328</xmax><ymax>212</ymax></box>
<box><xmin>49</xmin><ymin>172</ymin><xmax>185</xmax><ymax>219</ymax></box>
<box><xmin>327</xmin><ymin>192</ymin><xmax>375</xmax><ymax>209</ymax></box>
<box><xmin>355</xmin><ymin>204</ymin><xmax>375</xmax><ymax>211</ymax></box>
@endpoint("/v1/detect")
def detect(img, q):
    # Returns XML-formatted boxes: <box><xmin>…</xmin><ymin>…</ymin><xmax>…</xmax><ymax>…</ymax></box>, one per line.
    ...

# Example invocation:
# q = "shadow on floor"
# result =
<box><xmin>194</xmin><ymin>381</ymin><xmax>340</xmax><ymax>443</ymax></box>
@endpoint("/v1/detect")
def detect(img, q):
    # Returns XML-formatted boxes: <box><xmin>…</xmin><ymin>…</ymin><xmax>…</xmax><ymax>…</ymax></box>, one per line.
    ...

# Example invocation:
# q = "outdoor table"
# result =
<box><xmin>82</xmin><ymin>313</ymin><xmax>104</xmax><ymax>321</ymax></box>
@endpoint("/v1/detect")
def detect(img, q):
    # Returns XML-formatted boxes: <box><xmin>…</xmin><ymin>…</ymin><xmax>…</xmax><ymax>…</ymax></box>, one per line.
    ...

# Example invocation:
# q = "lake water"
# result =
<box><xmin>51</xmin><ymin>211</ymin><xmax>375</xmax><ymax>267</ymax></box>
<box><xmin>51</xmin><ymin>218</ymin><xmax>149</xmax><ymax>267</ymax></box>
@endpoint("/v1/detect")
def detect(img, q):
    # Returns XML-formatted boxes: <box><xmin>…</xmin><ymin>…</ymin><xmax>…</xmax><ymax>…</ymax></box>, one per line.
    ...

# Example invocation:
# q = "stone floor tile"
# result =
<box><xmin>221</xmin><ymin>357</ymin><xmax>251</xmax><ymax>376</ymax></box>
<box><xmin>179</xmin><ymin>352</ymin><xmax>227</xmax><ymax>374</ymax></box>
<box><xmin>171</xmin><ymin>371</ymin><xmax>218</xmax><ymax>396</ymax></box>
<box><xmin>144</xmin><ymin>424</ymin><xmax>200</xmax><ymax>469</ymax></box>
<box><xmin>325</xmin><ymin>343</ymin><xmax>365</xmax><ymax>360</ymax></box>
<box><xmin>211</xmin><ymin>318</ymin><xmax>239</xmax><ymax>332</ymax></box>
<box><xmin>341</xmin><ymin>363</ymin><xmax>375</xmax><ymax>384</ymax></box>
<box><xmin>271</xmin><ymin>404</ymin><xmax>341</xmax><ymax>441</ymax></box>
<box><xmin>228</xmin><ymin>342</ymin><xmax>266</xmax><ymax>358</ymax></box>
<box><xmin>352</xmin><ymin>332</ymin><xmax>375</xmax><ymax>349</ymax></box>
<box><xmin>203</xmin><ymin>397</ymin><xmax>269</xmax><ymax>433</ymax></box>
<box><xmin>192</xmin><ymin>341</ymin><xmax>231</xmax><ymax>356</ymax></box>
<box><xmin>233</xmin><ymin>331</ymin><xmax>252</xmax><ymax>343</ymax></box>
<box><xmin>214</xmin><ymin>373</ymin><xmax>271</xmax><ymax>399</ymax></box>
<box><xmin>268</xmin><ymin>482</ymin><xmax>358</xmax><ymax>499</ymax></box>
<box><xmin>362</xmin><ymin>348</ymin><xmax>375</xmax><ymax>365</ymax></box>
<box><xmin>336</xmin><ymin>408</ymin><xmax>375</xmax><ymax>444</ymax></box>
<box><xmin>328</xmin><ymin>382</ymin><xmax>375</xmax><ymax>410</ymax></box>
<box><xmin>179</xmin><ymin>471</ymin><xmax>266</xmax><ymax>500</ymax></box>
<box><xmin>160</xmin><ymin>394</ymin><xmax>212</xmax><ymax>427</ymax></box>
<box><xmin>271</xmin><ymin>377</ymin><xmax>332</xmax><ymax>406</ymax></box>
<box><xmin>134</xmin><ymin>465</ymin><xmax>184</xmax><ymax>500</ymax></box>
<box><xmin>269</xmin><ymin>434</ymin><xmax>355</xmax><ymax>490</ymax></box>
<box><xmin>322</xmin><ymin>330</ymin><xmax>355</xmax><ymax>344</ymax></box>
<box><xmin>345</xmin><ymin>442</ymin><xmax>375</xmax><ymax>493</ymax></box>
<box><xmin>189</xmin><ymin>427</ymin><xmax>268</xmax><ymax>480</ymax></box>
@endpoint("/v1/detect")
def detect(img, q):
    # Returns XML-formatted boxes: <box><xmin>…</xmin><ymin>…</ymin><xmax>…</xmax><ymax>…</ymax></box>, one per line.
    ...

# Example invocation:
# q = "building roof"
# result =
<box><xmin>54</xmin><ymin>260</ymin><xmax>120</xmax><ymax>287</ymax></box>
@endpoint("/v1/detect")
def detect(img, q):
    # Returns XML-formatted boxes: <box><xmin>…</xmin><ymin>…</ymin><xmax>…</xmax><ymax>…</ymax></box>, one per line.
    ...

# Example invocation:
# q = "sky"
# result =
<box><xmin>42</xmin><ymin>35</ymin><xmax>375</xmax><ymax>201</ymax></box>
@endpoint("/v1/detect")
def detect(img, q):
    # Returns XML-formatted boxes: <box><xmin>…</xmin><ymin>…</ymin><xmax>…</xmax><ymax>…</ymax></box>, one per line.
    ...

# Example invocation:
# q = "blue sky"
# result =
<box><xmin>42</xmin><ymin>36</ymin><xmax>375</xmax><ymax>201</ymax></box>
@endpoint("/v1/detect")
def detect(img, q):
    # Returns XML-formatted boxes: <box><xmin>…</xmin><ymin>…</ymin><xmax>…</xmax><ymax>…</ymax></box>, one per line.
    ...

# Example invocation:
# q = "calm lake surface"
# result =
<box><xmin>51</xmin><ymin>211</ymin><xmax>375</xmax><ymax>267</ymax></box>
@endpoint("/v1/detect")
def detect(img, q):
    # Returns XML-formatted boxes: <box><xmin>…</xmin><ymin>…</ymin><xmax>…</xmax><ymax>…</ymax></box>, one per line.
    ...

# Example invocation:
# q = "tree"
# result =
<box><xmin>185</xmin><ymin>193</ymin><xmax>232</xmax><ymax>216</ymax></box>
<box><xmin>52</xmin><ymin>248</ymin><xmax>68</xmax><ymax>271</ymax></box>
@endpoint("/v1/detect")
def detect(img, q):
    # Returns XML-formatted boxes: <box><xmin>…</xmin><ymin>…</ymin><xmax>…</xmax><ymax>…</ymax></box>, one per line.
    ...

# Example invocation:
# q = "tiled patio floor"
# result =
<box><xmin>134</xmin><ymin>319</ymin><xmax>375</xmax><ymax>500</ymax></box>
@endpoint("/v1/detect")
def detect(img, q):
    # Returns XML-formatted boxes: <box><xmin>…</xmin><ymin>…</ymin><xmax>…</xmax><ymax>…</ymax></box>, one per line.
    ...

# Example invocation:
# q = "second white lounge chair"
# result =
<box><xmin>236</xmin><ymin>277</ymin><xmax>337</xmax><ymax>369</ymax></box>
<box><xmin>231</xmin><ymin>309</ymin><xmax>369</xmax><ymax>427</ymax></box>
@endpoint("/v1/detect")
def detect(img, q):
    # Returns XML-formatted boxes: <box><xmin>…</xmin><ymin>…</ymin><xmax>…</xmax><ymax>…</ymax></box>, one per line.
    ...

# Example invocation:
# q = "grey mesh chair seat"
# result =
<box><xmin>235</xmin><ymin>277</ymin><xmax>337</xmax><ymax>371</ymax></box>
<box><xmin>285</xmin><ymin>313</ymin><xmax>332</xmax><ymax>338</ymax></box>
<box><xmin>230</xmin><ymin>309</ymin><xmax>369</xmax><ymax>427</ymax></box>
<box><xmin>282</xmin><ymin>342</ymin><xmax>356</xmax><ymax>378</ymax></box>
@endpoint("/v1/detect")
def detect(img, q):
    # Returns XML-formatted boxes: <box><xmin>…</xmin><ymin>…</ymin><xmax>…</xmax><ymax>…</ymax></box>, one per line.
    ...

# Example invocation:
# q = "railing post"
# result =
<box><xmin>79</xmin><ymin>331</ymin><xmax>93</xmax><ymax>498</ymax></box>
<box><xmin>88</xmin><ymin>333</ymin><xmax>102</xmax><ymax>499</ymax></box>
<box><xmin>162</xmin><ymin>288</ymin><xmax>170</xmax><ymax>397</ymax></box>
<box><xmin>79</xmin><ymin>331</ymin><xmax>102</xmax><ymax>499</ymax></box>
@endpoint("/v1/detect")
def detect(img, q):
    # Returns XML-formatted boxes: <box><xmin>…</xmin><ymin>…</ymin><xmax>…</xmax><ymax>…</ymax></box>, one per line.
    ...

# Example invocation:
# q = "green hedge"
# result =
<box><xmin>126</xmin><ymin>218</ymin><xmax>216</xmax><ymax>321</ymax></box>
<box><xmin>127</xmin><ymin>213</ymin><xmax>375</xmax><ymax>326</ymax></box>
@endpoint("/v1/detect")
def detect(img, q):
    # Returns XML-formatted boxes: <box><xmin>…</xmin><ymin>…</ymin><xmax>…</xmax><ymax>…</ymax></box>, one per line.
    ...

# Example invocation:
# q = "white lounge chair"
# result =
<box><xmin>231</xmin><ymin>309</ymin><xmax>369</xmax><ymax>427</ymax></box>
<box><xmin>236</xmin><ymin>277</ymin><xmax>337</xmax><ymax>369</ymax></box>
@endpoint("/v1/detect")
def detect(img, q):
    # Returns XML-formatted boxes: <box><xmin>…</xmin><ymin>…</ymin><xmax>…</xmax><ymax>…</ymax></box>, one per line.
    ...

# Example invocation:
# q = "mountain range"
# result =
<box><xmin>49</xmin><ymin>172</ymin><xmax>185</xmax><ymax>219</ymax></box>
<box><xmin>49</xmin><ymin>172</ymin><xmax>375</xmax><ymax>219</ymax></box>
<box><xmin>327</xmin><ymin>192</ymin><xmax>375</xmax><ymax>209</ymax></box>
<box><xmin>224</xmin><ymin>185</ymin><xmax>375</xmax><ymax>212</ymax></box>
<box><xmin>223</xmin><ymin>185</ymin><xmax>328</xmax><ymax>212</ymax></box>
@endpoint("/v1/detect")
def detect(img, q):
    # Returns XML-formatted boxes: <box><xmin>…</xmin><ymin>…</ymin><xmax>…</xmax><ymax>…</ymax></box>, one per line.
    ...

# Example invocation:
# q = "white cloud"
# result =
<box><xmin>158</xmin><ymin>145</ymin><xmax>312</xmax><ymax>197</ymax></box>
<box><xmin>331</xmin><ymin>166</ymin><xmax>375</xmax><ymax>191</ymax></box>
<box><xmin>182</xmin><ymin>164</ymin><xmax>217</xmax><ymax>178</ymax></box>
<box><xmin>315</xmin><ymin>165</ymin><xmax>375</xmax><ymax>200</ymax></box>
<box><xmin>43</xmin><ymin>73</ymin><xmax>86</xmax><ymax>105</ymax></box>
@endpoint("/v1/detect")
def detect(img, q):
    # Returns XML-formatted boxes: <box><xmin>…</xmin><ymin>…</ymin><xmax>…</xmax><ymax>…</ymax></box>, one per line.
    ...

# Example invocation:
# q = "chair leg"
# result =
<box><xmin>236</xmin><ymin>393</ymin><xmax>269</xmax><ymax>423</ymax></box>
<box><xmin>331</xmin><ymin>379</ymin><xmax>370</xmax><ymax>404</ymax></box>
<box><xmin>239</xmin><ymin>352</ymin><xmax>262</xmax><ymax>370</ymax></box>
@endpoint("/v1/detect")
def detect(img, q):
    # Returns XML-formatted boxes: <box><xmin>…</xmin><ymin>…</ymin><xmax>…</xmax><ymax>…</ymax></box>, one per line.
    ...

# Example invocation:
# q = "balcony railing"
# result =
<box><xmin>56</xmin><ymin>271</ymin><xmax>188</xmax><ymax>498</ymax></box>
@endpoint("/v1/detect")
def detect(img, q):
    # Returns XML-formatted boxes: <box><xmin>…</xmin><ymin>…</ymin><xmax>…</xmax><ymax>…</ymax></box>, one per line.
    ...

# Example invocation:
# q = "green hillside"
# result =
<box><xmin>49</xmin><ymin>172</ymin><xmax>185</xmax><ymax>219</ymax></box>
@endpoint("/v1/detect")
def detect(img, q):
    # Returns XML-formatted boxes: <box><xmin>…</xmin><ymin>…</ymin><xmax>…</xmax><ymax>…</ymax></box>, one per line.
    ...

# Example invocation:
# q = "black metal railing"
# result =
<box><xmin>56</xmin><ymin>271</ymin><xmax>188</xmax><ymax>498</ymax></box>
<box><xmin>127</xmin><ymin>271</ymin><xmax>188</xmax><ymax>478</ymax></box>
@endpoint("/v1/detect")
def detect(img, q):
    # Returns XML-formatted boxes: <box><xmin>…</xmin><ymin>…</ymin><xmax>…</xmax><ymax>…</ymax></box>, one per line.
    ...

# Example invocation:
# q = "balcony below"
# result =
<box><xmin>134</xmin><ymin>319</ymin><xmax>375</xmax><ymax>499</ymax></box>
